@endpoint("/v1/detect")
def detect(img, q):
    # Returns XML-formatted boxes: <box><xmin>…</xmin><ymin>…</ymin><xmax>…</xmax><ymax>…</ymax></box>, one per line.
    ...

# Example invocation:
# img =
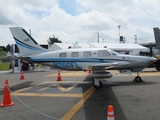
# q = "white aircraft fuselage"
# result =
<box><xmin>28</xmin><ymin>48</ymin><xmax>153</xmax><ymax>72</ymax></box>
<box><xmin>9</xmin><ymin>27</ymin><xmax>157</xmax><ymax>89</ymax></box>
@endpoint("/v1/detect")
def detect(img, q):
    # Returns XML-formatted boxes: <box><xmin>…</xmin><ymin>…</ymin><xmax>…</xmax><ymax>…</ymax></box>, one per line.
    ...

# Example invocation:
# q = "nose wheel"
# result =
<box><xmin>133</xmin><ymin>73</ymin><xmax>143</xmax><ymax>82</ymax></box>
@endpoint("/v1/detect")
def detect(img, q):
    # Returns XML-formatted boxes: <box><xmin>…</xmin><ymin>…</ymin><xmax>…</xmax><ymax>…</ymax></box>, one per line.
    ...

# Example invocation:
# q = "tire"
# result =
<box><xmin>93</xmin><ymin>81</ymin><xmax>102</xmax><ymax>89</ymax></box>
<box><xmin>135</xmin><ymin>76</ymin><xmax>142</xmax><ymax>82</ymax></box>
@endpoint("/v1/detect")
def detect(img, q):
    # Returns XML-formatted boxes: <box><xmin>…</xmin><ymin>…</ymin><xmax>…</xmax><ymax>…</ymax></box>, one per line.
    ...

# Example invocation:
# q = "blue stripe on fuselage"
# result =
<box><xmin>15</xmin><ymin>40</ymin><xmax>43</xmax><ymax>51</ymax></box>
<box><xmin>30</xmin><ymin>58</ymin><xmax>113</xmax><ymax>62</ymax></box>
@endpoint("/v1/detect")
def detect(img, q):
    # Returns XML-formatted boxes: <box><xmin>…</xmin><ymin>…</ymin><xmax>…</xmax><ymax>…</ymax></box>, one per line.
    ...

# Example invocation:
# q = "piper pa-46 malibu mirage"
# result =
<box><xmin>9</xmin><ymin>27</ymin><xmax>157</xmax><ymax>89</ymax></box>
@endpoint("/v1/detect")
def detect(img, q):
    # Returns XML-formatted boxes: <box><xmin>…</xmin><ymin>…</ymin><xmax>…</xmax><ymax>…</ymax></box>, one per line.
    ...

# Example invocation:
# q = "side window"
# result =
<box><xmin>83</xmin><ymin>51</ymin><xmax>91</xmax><ymax>57</ymax></box>
<box><xmin>60</xmin><ymin>53</ymin><xmax>67</xmax><ymax>57</ymax></box>
<box><xmin>71</xmin><ymin>52</ymin><xmax>79</xmax><ymax>57</ymax></box>
<box><xmin>98</xmin><ymin>50</ymin><xmax>110</xmax><ymax>57</ymax></box>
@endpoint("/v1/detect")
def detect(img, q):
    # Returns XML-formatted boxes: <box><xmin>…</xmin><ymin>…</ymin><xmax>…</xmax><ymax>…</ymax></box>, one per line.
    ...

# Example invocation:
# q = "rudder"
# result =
<box><xmin>9</xmin><ymin>27</ymin><xmax>47</xmax><ymax>56</ymax></box>
<box><xmin>153</xmin><ymin>27</ymin><xmax>160</xmax><ymax>47</ymax></box>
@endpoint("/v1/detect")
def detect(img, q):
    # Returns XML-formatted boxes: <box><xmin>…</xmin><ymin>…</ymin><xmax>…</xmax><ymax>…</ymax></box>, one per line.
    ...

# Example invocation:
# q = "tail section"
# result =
<box><xmin>153</xmin><ymin>27</ymin><xmax>160</xmax><ymax>47</ymax></box>
<box><xmin>9</xmin><ymin>27</ymin><xmax>47</xmax><ymax>56</ymax></box>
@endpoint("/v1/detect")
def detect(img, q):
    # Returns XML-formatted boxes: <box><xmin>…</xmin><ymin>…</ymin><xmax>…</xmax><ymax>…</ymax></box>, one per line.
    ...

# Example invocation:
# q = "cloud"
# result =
<box><xmin>0</xmin><ymin>0</ymin><xmax>159</xmax><ymax>46</ymax></box>
<box><xmin>0</xmin><ymin>12</ymin><xmax>14</xmax><ymax>25</ymax></box>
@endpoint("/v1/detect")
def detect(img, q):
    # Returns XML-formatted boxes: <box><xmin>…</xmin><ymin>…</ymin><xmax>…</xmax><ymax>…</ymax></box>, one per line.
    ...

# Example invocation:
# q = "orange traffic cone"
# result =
<box><xmin>57</xmin><ymin>70</ymin><xmax>62</xmax><ymax>81</ymax></box>
<box><xmin>0</xmin><ymin>79</ymin><xmax>14</xmax><ymax>107</ymax></box>
<box><xmin>20</xmin><ymin>70</ymin><xmax>25</xmax><ymax>80</ymax></box>
<box><xmin>107</xmin><ymin>105</ymin><xmax>115</xmax><ymax>120</ymax></box>
<box><xmin>88</xmin><ymin>70</ymin><xmax>92</xmax><ymax>74</ymax></box>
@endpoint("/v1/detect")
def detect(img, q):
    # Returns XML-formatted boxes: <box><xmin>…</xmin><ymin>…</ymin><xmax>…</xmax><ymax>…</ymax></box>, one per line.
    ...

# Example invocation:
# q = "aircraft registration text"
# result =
<box><xmin>53</xmin><ymin>62</ymin><xmax>81</xmax><ymax>69</ymax></box>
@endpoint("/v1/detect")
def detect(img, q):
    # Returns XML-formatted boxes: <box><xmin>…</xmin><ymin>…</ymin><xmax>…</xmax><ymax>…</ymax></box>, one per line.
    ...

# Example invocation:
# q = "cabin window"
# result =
<box><xmin>60</xmin><ymin>53</ymin><xmax>67</xmax><ymax>57</ymax></box>
<box><xmin>83</xmin><ymin>51</ymin><xmax>91</xmax><ymax>57</ymax></box>
<box><xmin>98</xmin><ymin>50</ymin><xmax>110</xmax><ymax>57</ymax></box>
<box><xmin>71</xmin><ymin>52</ymin><xmax>79</xmax><ymax>57</ymax></box>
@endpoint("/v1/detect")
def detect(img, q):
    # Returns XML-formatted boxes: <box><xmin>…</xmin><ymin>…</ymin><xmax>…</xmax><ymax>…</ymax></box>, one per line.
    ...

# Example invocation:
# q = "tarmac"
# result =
<box><xmin>0</xmin><ymin>68</ymin><xmax>160</xmax><ymax>120</ymax></box>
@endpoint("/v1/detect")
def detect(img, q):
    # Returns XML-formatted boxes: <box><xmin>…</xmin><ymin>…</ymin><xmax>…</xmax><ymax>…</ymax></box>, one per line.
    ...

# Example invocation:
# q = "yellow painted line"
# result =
<box><xmin>38</xmin><ymin>86</ymin><xmax>51</xmax><ymax>91</ymax></box>
<box><xmin>38</xmin><ymin>81</ymin><xmax>48</xmax><ymax>85</ymax></box>
<box><xmin>46</xmin><ymin>72</ymin><xmax>88</xmax><ymax>77</ymax></box>
<box><xmin>57</xmin><ymin>84</ymin><xmax>78</xmax><ymax>91</ymax></box>
<box><xmin>13</xmin><ymin>86</ymin><xmax>34</xmax><ymax>93</ymax></box>
<box><xmin>13</xmin><ymin>81</ymin><xmax>48</xmax><ymax>93</ymax></box>
<box><xmin>141</xmin><ymin>72</ymin><xmax>160</xmax><ymax>76</ymax></box>
<box><xmin>11</xmin><ymin>93</ymin><xmax>83</xmax><ymax>97</ymax></box>
<box><xmin>44</xmin><ymin>81</ymin><xmax>91</xmax><ymax>84</ymax></box>
<box><xmin>61</xmin><ymin>86</ymin><xmax>95</xmax><ymax>120</ymax></box>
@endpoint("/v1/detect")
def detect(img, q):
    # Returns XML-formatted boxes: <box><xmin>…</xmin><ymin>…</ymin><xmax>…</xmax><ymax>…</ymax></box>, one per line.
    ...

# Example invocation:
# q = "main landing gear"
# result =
<box><xmin>133</xmin><ymin>73</ymin><xmax>143</xmax><ymax>82</ymax></box>
<box><xmin>91</xmin><ymin>71</ymin><xmax>113</xmax><ymax>89</ymax></box>
<box><xmin>93</xmin><ymin>78</ymin><xmax>103</xmax><ymax>89</ymax></box>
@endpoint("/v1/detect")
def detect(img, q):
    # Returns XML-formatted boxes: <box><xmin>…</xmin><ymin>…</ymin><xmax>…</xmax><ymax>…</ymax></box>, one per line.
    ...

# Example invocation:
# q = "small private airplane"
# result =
<box><xmin>9</xmin><ymin>27</ymin><xmax>157</xmax><ymax>89</ymax></box>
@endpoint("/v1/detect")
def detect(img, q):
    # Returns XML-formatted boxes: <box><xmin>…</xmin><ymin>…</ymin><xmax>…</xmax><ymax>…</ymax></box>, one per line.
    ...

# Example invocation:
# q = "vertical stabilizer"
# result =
<box><xmin>9</xmin><ymin>27</ymin><xmax>47</xmax><ymax>56</ymax></box>
<box><xmin>153</xmin><ymin>27</ymin><xmax>160</xmax><ymax>47</ymax></box>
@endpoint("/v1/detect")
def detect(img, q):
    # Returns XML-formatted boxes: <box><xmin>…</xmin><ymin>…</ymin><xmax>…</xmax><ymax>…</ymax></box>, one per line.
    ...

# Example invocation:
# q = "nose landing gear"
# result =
<box><xmin>133</xmin><ymin>73</ymin><xmax>144</xmax><ymax>82</ymax></box>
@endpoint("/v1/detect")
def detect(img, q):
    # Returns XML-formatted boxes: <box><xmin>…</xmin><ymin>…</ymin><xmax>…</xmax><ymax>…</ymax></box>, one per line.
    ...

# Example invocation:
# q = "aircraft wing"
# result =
<box><xmin>93</xmin><ymin>61</ymin><xmax>129</xmax><ymax>66</ymax></box>
<box><xmin>85</xmin><ymin>61</ymin><xmax>129</xmax><ymax>70</ymax></box>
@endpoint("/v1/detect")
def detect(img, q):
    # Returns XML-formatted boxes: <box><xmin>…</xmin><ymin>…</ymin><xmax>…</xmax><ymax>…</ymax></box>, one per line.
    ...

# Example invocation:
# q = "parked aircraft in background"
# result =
<box><xmin>9</xmin><ymin>27</ymin><xmax>157</xmax><ymax>89</ymax></box>
<box><xmin>140</xmin><ymin>27</ymin><xmax>160</xmax><ymax>48</ymax></box>
<box><xmin>51</xmin><ymin>42</ymin><xmax>149</xmax><ymax>55</ymax></box>
<box><xmin>87</xmin><ymin>42</ymin><xmax>149</xmax><ymax>55</ymax></box>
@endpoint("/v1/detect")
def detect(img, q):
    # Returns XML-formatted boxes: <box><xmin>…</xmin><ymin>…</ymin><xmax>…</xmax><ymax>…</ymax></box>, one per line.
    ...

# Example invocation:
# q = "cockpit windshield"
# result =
<box><xmin>107</xmin><ymin>49</ymin><xmax>118</xmax><ymax>55</ymax></box>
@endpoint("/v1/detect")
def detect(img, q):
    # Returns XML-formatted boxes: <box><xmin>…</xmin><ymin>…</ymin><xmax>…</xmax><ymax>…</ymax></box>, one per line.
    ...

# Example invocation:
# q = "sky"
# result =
<box><xmin>0</xmin><ymin>0</ymin><xmax>160</xmax><ymax>46</ymax></box>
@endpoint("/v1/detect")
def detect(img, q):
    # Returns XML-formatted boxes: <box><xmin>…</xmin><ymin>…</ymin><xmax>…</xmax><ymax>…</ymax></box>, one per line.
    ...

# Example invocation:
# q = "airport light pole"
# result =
<box><xmin>96</xmin><ymin>32</ymin><xmax>99</xmax><ymax>43</ymax></box>
<box><xmin>118</xmin><ymin>25</ymin><xmax>121</xmax><ymax>43</ymax></box>
<box><xmin>29</xmin><ymin>29</ymin><xmax>31</xmax><ymax>36</ymax></box>
<box><xmin>134</xmin><ymin>35</ymin><xmax>137</xmax><ymax>44</ymax></box>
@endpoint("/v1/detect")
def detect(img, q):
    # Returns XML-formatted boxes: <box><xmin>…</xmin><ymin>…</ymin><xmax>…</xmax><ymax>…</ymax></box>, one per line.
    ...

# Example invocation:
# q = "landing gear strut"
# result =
<box><xmin>133</xmin><ymin>73</ymin><xmax>143</xmax><ymax>82</ymax></box>
<box><xmin>93</xmin><ymin>78</ymin><xmax>102</xmax><ymax>89</ymax></box>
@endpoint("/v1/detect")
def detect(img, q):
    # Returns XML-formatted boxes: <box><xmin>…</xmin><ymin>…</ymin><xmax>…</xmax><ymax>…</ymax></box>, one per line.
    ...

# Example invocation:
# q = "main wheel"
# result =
<box><xmin>94</xmin><ymin>81</ymin><xmax>102</xmax><ymax>89</ymax></box>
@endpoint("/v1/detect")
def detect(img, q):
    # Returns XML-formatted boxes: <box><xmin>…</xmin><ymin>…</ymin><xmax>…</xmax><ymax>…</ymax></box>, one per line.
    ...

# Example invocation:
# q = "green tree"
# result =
<box><xmin>0</xmin><ymin>48</ymin><xmax>6</xmax><ymax>57</ymax></box>
<box><xmin>47</xmin><ymin>35</ymin><xmax>62</xmax><ymax>46</ymax></box>
<box><xmin>6</xmin><ymin>44</ymin><xmax>11</xmax><ymax>52</ymax></box>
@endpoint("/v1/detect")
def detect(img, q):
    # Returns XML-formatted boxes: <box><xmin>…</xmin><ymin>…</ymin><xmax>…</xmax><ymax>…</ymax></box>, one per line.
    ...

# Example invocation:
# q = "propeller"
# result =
<box><xmin>150</xmin><ymin>43</ymin><xmax>153</xmax><ymax>57</ymax></box>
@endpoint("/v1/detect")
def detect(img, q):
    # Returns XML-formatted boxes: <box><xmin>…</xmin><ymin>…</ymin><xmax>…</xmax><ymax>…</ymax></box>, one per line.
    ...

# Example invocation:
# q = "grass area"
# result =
<box><xmin>0</xmin><ymin>62</ymin><xmax>10</xmax><ymax>71</ymax></box>
<box><xmin>156</xmin><ymin>56</ymin><xmax>160</xmax><ymax>58</ymax></box>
